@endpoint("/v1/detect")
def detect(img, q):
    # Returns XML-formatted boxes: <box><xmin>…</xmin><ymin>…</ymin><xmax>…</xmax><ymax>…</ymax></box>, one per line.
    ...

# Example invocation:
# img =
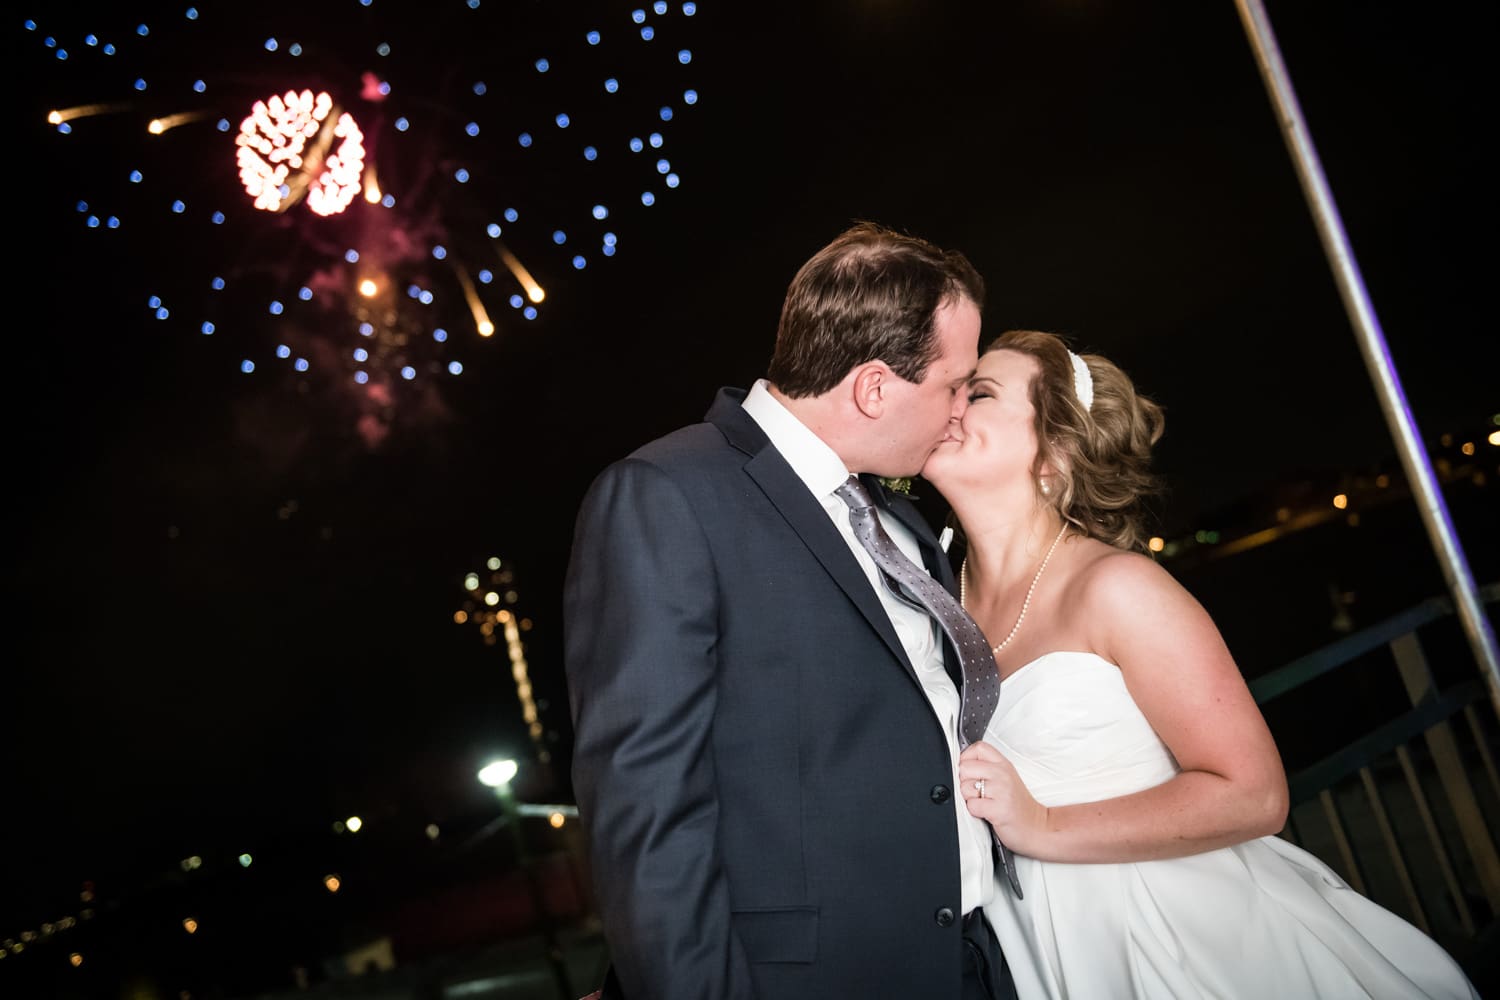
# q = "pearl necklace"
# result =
<box><xmin>960</xmin><ymin>522</ymin><xmax>1068</xmax><ymax>655</ymax></box>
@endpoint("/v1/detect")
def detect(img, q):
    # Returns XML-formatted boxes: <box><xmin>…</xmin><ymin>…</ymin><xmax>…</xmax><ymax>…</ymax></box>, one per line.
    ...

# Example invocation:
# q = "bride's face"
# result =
<box><xmin>922</xmin><ymin>349</ymin><xmax>1041</xmax><ymax>498</ymax></box>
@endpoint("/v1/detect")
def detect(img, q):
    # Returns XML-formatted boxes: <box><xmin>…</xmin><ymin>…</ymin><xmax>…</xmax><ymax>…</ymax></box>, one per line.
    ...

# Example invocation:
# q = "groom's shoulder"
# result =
<box><xmin>619</xmin><ymin>386</ymin><xmax>751</xmax><ymax>471</ymax></box>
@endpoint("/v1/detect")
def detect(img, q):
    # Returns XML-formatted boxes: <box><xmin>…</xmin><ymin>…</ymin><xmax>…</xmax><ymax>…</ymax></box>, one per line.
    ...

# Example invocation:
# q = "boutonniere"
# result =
<box><xmin>878</xmin><ymin>476</ymin><xmax>919</xmax><ymax>500</ymax></box>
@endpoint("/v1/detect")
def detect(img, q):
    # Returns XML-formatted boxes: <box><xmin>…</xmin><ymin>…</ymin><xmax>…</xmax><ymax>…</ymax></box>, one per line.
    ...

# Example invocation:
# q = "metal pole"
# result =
<box><xmin>1232</xmin><ymin>0</ymin><xmax>1500</xmax><ymax>714</ymax></box>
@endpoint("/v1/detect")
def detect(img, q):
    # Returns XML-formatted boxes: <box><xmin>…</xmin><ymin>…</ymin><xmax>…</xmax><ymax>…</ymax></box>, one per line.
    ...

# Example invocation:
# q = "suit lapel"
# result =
<box><xmin>707</xmin><ymin>391</ymin><xmax>920</xmax><ymax>682</ymax></box>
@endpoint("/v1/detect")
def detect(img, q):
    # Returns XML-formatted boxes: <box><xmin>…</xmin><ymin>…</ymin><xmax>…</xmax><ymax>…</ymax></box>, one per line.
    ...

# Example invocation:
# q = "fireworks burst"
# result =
<box><xmin>24</xmin><ymin>1</ymin><xmax>704</xmax><ymax>447</ymax></box>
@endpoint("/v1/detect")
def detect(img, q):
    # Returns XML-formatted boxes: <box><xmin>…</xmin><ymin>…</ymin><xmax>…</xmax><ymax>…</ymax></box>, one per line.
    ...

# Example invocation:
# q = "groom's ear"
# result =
<box><xmin>849</xmin><ymin>362</ymin><xmax>892</xmax><ymax>419</ymax></box>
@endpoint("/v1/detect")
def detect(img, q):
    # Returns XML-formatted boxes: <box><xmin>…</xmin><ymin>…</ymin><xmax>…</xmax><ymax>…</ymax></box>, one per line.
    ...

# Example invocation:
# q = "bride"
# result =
<box><xmin>922</xmin><ymin>329</ymin><xmax>1477</xmax><ymax>999</ymax></box>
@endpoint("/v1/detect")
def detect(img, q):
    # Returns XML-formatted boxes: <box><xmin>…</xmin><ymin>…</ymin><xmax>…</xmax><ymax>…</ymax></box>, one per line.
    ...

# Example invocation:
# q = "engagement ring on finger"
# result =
<box><xmin>975</xmin><ymin>779</ymin><xmax>987</xmax><ymax>798</ymax></box>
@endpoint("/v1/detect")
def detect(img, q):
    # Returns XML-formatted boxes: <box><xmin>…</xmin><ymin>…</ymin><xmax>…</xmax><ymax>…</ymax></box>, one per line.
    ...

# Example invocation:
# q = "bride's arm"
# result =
<box><xmin>959</xmin><ymin>551</ymin><xmax>1289</xmax><ymax>863</ymax></box>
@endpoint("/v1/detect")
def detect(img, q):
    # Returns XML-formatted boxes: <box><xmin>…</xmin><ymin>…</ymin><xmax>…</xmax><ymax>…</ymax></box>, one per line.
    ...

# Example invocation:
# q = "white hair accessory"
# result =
<box><xmin>1068</xmin><ymin>350</ymin><xmax>1094</xmax><ymax>412</ymax></box>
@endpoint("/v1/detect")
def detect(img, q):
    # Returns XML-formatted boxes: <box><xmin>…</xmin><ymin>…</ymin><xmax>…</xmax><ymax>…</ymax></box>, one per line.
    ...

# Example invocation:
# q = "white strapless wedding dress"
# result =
<box><xmin>982</xmin><ymin>651</ymin><xmax>1479</xmax><ymax>1000</ymax></box>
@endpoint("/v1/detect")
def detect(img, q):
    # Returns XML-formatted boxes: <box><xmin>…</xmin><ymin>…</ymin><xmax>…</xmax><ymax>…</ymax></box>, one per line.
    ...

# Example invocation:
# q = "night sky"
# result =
<box><xmin>6</xmin><ymin>1</ymin><xmax>1493</xmax><ymax>936</ymax></box>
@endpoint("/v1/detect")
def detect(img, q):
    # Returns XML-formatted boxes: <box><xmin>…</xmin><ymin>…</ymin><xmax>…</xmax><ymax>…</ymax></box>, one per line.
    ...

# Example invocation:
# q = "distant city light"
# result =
<box><xmin>1148</xmin><ymin>537</ymin><xmax>1165</xmax><ymax>553</ymax></box>
<box><xmin>239</xmin><ymin>853</ymin><xmax>253</xmax><ymax>867</ymax></box>
<box><xmin>345</xmin><ymin>815</ymin><xmax>363</xmax><ymax>833</ymax></box>
<box><xmin>324</xmin><ymin>875</ymin><xmax>341</xmax><ymax>893</ymax></box>
<box><xmin>1332</xmin><ymin>494</ymin><xmax>1348</xmax><ymax>510</ymax></box>
<box><xmin>183</xmin><ymin>918</ymin><xmax>198</xmax><ymax>934</ymax></box>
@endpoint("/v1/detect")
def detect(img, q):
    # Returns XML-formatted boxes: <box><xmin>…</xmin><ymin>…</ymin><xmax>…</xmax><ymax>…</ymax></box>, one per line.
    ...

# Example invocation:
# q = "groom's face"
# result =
<box><xmin>883</xmin><ymin>295</ymin><xmax>981</xmax><ymax>475</ymax></box>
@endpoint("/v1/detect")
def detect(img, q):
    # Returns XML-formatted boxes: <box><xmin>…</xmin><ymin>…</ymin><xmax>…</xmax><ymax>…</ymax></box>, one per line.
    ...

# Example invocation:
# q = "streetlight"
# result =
<box><xmin>478</xmin><ymin>759</ymin><xmax>519</xmax><ymax>789</ymax></box>
<box><xmin>477</xmin><ymin>759</ymin><xmax>573</xmax><ymax>999</ymax></box>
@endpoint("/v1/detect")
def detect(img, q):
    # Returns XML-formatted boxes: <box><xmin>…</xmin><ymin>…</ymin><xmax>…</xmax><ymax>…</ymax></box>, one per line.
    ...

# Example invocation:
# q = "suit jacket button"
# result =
<box><xmin>930</xmin><ymin>784</ymin><xmax>951</xmax><ymax>804</ymax></box>
<box><xmin>935</xmin><ymin>907</ymin><xmax>956</xmax><ymax>927</ymax></box>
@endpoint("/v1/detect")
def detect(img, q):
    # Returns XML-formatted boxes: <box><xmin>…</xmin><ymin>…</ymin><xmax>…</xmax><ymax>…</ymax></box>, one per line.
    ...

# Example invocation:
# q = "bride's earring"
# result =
<box><xmin>1039</xmin><ymin>479</ymin><xmax>1052</xmax><ymax>496</ymax></box>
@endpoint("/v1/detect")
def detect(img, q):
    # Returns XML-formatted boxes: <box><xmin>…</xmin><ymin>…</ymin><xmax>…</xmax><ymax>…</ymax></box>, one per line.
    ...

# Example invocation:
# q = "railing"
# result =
<box><xmin>1251</xmin><ymin>583</ymin><xmax>1500</xmax><ymax>985</ymax></box>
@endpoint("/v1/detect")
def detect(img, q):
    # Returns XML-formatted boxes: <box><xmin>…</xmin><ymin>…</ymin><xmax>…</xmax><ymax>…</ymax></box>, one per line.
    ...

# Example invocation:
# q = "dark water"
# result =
<box><xmin>1168</xmin><ymin>483</ymin><xmax>1496</xmax><ymax>771</ymax></box>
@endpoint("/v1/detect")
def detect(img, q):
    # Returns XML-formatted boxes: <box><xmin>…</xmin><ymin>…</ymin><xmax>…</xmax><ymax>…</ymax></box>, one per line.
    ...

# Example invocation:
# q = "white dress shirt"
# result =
<box><xmin>741</xmin><ymin>379</ymin><xmax>996</xmax><ymax>916</ymax></box>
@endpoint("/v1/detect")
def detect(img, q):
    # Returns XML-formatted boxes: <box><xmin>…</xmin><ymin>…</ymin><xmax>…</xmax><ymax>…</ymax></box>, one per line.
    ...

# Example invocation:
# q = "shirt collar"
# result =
<box><xmin>740</xmin><ymin>379</ymin><xmax>852</xmax><ymax>500</ymax></box>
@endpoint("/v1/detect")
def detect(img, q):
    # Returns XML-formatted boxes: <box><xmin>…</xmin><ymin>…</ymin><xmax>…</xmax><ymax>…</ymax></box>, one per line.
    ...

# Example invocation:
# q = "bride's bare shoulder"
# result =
<box><xmin>1067</xmin><ymin>539</ymin><xmax>1185</xmax><ymax>614</ymax></box>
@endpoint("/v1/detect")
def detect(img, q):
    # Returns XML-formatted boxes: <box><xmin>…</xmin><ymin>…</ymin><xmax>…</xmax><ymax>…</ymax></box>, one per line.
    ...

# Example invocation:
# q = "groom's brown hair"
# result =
<box><xmin>768</xmin><ymin>221</ymin><xmax>984</xmax><ymax>398</ymax></box>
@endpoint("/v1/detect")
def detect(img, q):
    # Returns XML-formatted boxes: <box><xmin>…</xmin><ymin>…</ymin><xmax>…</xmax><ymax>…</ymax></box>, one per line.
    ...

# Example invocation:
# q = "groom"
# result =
<box><xmin>564</xmin><ymin>221</ymin><xmax>1015</xmax><ymax>999</ymax></box>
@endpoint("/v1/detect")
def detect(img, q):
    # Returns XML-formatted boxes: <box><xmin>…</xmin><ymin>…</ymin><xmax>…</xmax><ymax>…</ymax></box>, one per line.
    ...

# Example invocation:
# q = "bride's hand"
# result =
<box><xmin>959</xmin><ymin>741</ymin><xmax>1048</xmax><ymax>853</ymax></box>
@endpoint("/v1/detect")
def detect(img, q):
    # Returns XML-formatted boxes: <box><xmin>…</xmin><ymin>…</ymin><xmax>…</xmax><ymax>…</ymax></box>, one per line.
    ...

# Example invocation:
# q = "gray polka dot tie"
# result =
<box><xmin>836</xmin><ymin>475</ymin><xmax>1024</xmax><ymax>897</ymax></box>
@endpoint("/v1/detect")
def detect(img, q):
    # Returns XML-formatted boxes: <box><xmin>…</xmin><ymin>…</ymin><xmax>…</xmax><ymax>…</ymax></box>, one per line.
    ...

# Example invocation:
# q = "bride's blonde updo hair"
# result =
<box><xmin>991</xmin><ymin>329</ymin><xmax>1165</xmax><ymax>552</ymax></box>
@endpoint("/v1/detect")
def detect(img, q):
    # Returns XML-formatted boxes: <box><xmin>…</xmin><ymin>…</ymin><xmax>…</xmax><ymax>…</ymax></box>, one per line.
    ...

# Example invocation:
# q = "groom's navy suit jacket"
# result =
<box><xmin>564</xmin><ymin>387</ymin><xmax>973</xmax><ymax>999</ymax></box>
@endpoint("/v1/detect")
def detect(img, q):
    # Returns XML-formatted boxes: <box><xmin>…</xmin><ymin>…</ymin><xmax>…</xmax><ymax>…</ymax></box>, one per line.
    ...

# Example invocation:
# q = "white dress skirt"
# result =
<box><xmin>982</xmin><ymin>651</ymin><xmax>1479</xmax><ymax>1000</ymax></box>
